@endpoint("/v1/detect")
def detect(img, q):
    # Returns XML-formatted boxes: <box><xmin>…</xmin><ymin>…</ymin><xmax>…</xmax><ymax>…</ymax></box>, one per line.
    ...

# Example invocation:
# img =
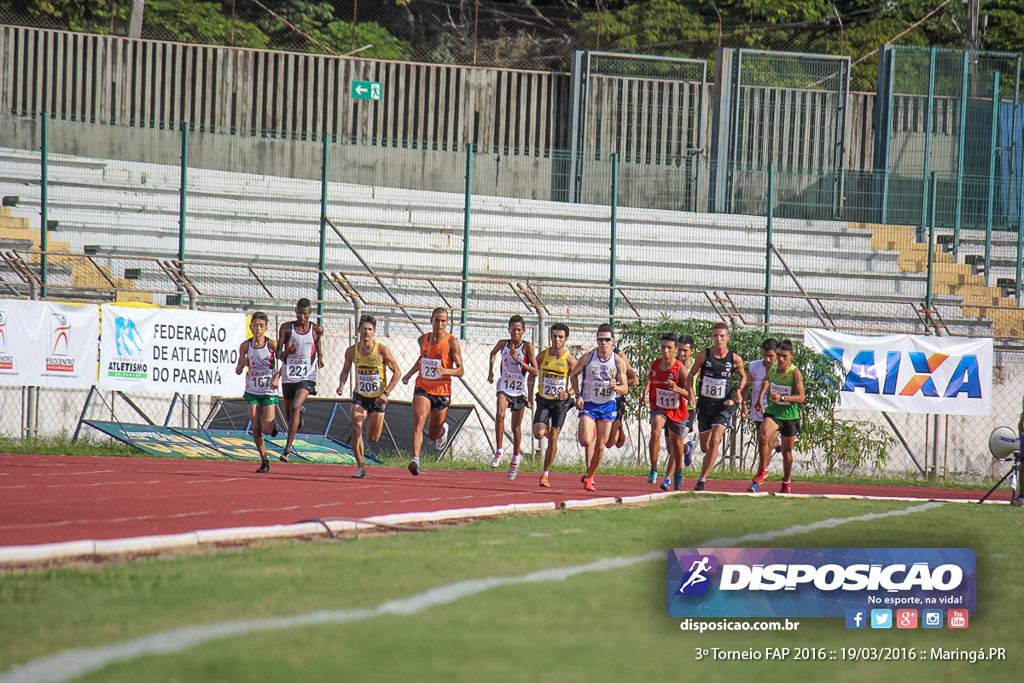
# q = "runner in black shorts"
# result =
<box><xmin>529</xmin><ymin>323</ymin><xmax>577</xmax><ymax>488</ymax></box>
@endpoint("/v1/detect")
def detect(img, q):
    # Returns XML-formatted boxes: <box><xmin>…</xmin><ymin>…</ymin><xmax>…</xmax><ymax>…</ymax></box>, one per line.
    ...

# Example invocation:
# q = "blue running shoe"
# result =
<box><xmin>647</xmin><ymin>470</ymin><xmax>658</xmax><ymax>485</ymax></box>
<box><xmin>660</xmin><ymin>478</ymin><xmax>671</xmax><ymax>491</ymax></box>
<box><xmin>673</xmin><ymin>473</ymin><xmax>684</xmax><ymax>491</ymax></box>
<box><xmin>683</xmin><ymin>441</ymin><xmax>694</xmax><ymax>467</ymax></box>
<box><xmin>747</xmin><ymin>481</ymin><xmax>760</xmax><ymax>493</ymax></box>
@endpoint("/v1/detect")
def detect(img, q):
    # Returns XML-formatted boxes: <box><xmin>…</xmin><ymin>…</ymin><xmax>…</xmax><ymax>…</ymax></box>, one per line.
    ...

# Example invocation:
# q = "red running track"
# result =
<box><xmin>0</xmin><ymin>453</ymin><xmax>1008</xmax><ymax>547</ymax></box>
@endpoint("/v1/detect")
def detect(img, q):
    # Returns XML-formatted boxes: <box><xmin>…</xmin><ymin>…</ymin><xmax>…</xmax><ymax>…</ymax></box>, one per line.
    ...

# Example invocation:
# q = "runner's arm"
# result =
<box><xmin>269</xmin><ymin>339</ymin><xmax>281</xmax><ymax>389</ymax></box>
<box><xmin>613</xmin><ymin>355</ymin><xmax>629</xmax><ymax>396</ymax></box>
<box><xmin>401</xmin><ymin>337</ymin><xmax>423</xmax><ymax>384</ymax></box>
<box><xmin>486</xmin><ymin>340</ymin><xmax>504</xmax><ymax>383</ymax></box>
<box><xmin>520</xmin><ymin>342</ymin><xmax>539</xmax><ymax>378</ymax></box>
<box><xmin>569</xmin><ymin>350</ymin><xmax>591</xmax><ymax>400</ymax></box>
<box><xmin>314</xmin><ymin>324</ymin><xmax>325</xmax><ymax>368</ymax></box>
<box><xmin>381</xmin><ymin>345</ymin><xmax>402</xmax><ymax>399</ymax></box>
<box><xmin>445</xmin><ymin>338</ymin><xmax>466</xmax><ymax>378</ymax></box>
<box><xmin>235</xmin><ymin>340</ymin><xmax>249</xmax><ymax>375</ymax></box>
<box><xmin>786</xmin><ymin>368</ymin><xmax>806</xmax><ymax>405</ymax></box>
<box><xmin>733</xmin><ymin>354</ymin><xmax>747</xmax><ymax>403</ymax></box>
<box><xmin>336</xmin><ymin>346</ymin><xmax>355</xmax><ymax>396</ymax></box>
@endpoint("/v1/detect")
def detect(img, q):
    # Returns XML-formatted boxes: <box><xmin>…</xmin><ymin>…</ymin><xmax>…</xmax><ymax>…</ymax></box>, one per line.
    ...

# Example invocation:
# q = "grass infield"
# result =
<box><xmin>0</xmin><ymin>496</ymin><xmax>1020</xmax><ymax>682</ymax></box>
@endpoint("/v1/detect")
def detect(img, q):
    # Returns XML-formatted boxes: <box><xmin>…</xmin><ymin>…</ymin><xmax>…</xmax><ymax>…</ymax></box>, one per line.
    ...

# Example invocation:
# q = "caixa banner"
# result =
<box><xmin>666</xmin><ymin>548</ymin><xmax>975</xmax><ymax>618</ymax></box>
<box><xmin>803</xmin><ymin>329</ymin><xmax>992</xmax><ymax>415</ymax></box>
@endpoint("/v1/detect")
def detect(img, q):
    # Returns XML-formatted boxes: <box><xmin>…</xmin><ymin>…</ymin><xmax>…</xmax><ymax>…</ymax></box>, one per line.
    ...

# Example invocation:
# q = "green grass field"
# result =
<box><xmin>1</xmin><ymin>496</ymin><xmax>1020</xmax><ymax>682</ymax></box>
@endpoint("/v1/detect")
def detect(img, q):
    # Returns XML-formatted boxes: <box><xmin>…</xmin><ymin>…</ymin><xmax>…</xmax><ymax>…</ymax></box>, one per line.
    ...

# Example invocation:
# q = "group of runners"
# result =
<box><xmin>235</xmin><ymin>300</ymin><xmax>806</xmax><ymax>492</ymax></box>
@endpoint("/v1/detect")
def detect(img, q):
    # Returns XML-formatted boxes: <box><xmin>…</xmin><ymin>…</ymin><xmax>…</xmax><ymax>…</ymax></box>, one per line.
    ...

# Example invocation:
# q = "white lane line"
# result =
<box><xmin>0</xmin><ymin>501</ymin><xmax>943</xmax><ymax>683</ymax></box>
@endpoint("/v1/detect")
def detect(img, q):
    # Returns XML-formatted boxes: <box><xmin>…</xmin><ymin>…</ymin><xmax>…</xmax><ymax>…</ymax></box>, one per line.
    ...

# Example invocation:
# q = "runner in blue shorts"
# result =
<box><xmin>569</xmin><ymin>323</ymin><xmax>629</xmax><ymax>492</ymax></box>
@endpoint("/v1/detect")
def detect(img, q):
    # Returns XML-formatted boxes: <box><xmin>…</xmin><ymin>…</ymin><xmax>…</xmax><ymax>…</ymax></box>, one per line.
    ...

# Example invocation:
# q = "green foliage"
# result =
<box><xmin>144</xmin><ymin>0</ymin><xmax>270</xmax><ymax>49</ymax></box>
<box><xmin>616</xmin><ymin>318</ymin><xmax>894</xmax><ymax>473</ymax></box>
<box><xmin>312</xmin><ymin>21</ymin><xmax>411</xmax><ymax>60</ymax></box>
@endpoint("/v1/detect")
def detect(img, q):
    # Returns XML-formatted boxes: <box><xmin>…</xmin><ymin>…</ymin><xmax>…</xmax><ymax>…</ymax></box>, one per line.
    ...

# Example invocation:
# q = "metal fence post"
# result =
<box><xmin>920</xmin><ymin>47</ymin><xmax>936</xmax><ymax>240</ymax></box>
<box><xmin>985</xmin><ymin>71</ymin><xmax>1000</xmax><ymax>286</ymax></box>
<box><xmin>610</xmin><ymin>152</ymin><xmax>619</xmax><ymax>321</ymax></box>
<box><xmin>954</xmin><ymin>51</ymin><xmax>970</xmax><ymax>260</ymax></box>
<box><xmin>926</xmin><ymin>172</ymin><xmax>938</xmax><ymax>310</ymax></box>
<box><xmin>40</xmin><ymin>112</ymin><xmax>48</xmax><ymax>299</ymax></box>
<box><xmin>1016</xmin><ymin>168</ymin><xmax>1024</xmax><ymax>305</ymax></box>
<box><xmin>317</xmin><ymin>134</ymin><xmax>329</xmax><ymax>324</ymax></box>
<box><xmin>178</xmin><ymin>121</ymin><xmax>189</xmax><ymax>299</ymax></box>
<box><xmin>460</xmin><ymin>143</ymin><xmax>474</xmax><ymax>340</ymax></box>
<box><xmin>764</xmin><ymin>162</ymin><xmax>774</xmax><ymax>328</ymax></box>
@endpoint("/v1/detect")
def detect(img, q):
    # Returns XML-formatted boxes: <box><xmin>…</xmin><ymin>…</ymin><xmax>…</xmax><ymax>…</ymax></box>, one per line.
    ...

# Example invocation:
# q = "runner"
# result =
<box><xmin>276</xmin><ymin>298</ymin><xmax>324</xmax><ymax>463</ymax></box>
<box><xmin>606</xmin><ymin>345</ymin><xmax>639</xmax><ymax>450</ymax></box>
<box><xmin>674</xmin><ymin>334</ymin><xmax>698</xmax><ymax>470</ymax></box>
<box><xmin>746</xmin><ymin>338</ymin><xmax>782</xmax><ymax>474</ymax></box>
<box><xmin>401</xmin><ymin>307</ymin><xmax>464</xmax><ymax>475</ymax></box>
<box><xmin>234</xmin><ymin>312</ymin><xmax>281</xmax><ymax>473</ymax></box>
<box><xmin>750</xmin><ymin>339</ymin><xmax>805</xmax><ymax>494</ymax></box>
<box><xmin>336</xmin><ymin>315</ymin><xmax>401</xmax><ymax>479</ymax></box>
<box><xmin>487</xmin><ymin>315</ymin><xmax>538</xmax><ymax>480</ymax></box>
<box><xmin>528</xmin><ymin>323</ymin><xmax>577</xmax><ymax>488</ymax></box>
<box><xmin>569</xmin><ymin>323</ymin><xmax>629</xmax><ymax>492</ymax></box>
<box><xmin>686</xmin><ymin>322</ymin><xmax>746</xmax><ymax>491</ymax></box>
<box><xmin>641</xmin><ymin>333</ymin><xmax>690</xmax><ymax>491</ymax></box>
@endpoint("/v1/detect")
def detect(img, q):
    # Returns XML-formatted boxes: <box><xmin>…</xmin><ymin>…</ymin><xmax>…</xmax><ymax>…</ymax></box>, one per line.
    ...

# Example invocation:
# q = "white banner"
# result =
<box><xmin>803</xmin><ymin>329</ymin><xmax>992</xmax><ymax>416</ymax></box>
<box><xmin>100</xmin><ymin>306</ymin><xmax>246</xmax><ymax>396</ymax></box>
<box><xmin>0</xmin><ymin>299</ymin><xmax>99</xmax><ymax>388</ymax></box>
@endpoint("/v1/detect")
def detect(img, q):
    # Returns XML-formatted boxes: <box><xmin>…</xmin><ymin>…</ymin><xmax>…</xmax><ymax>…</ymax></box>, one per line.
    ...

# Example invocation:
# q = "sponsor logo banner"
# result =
<box><xmin>804</xmin><ymin>329</ymin><xmax>992</xmax><ymax>415</ymax></box>
<box><xmin>667</xmin><ymin>548</ymin><xmax>975</xmax><ymax>618</ymax></box>
<box><xmin>84</xmin><ymin>421</ymin><xmax>356</xmax><ymax>464</ymax></box>
<box><xmin>100</xmin><ymin>306</ymin><xmax>246</xmax><ymax>396</ymax></box>
<box><xmin>0</xmin><ymin>299</ymin><xmax>98</xmax><ymax>388</ymax></box>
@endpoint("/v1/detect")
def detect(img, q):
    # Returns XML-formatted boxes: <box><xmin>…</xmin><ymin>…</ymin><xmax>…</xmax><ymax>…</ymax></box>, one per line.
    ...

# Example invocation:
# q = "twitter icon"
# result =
<box><xmin>870</xmin><ymin>609</ymin><xmax>892</xmax><ymax>629</ymax></box>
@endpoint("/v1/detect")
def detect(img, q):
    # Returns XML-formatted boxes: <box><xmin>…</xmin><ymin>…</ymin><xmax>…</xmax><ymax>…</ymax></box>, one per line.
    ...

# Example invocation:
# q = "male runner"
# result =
<box><xmin>569</xmin><ymin>323</ymin><xmax>629</xmax><ymax>492</ymax></box>
<box><xmin>528</xmin><ymin>323</ymin><xmax>577</xmax><ymax>488</ymax></box>
<box><xmin>337</xmin><ymin>315</ymin><xmax>401</xmax><ymax>479</ymax></box>
<box><xmin>235</xmin><ymin>312</ymin><xmax>281</xmax><ymax>473</ymax></box>
<box><xmin>641</xmin><ymin>333</ymin><xmax>690</xmax><ymax>491</ymax></box>
<box><xmin>747</xmin><ymin>338</ymin><xmax>782</xmax><ymax>473</ymax></box>
<box><xmin>751</xmin><ymin>339</ymin><xmax>805</xmax><ymax>494</ymax></box>
<box><xmin>401</xmin><ymin>307</ymin><xmax>464</xmax><ymax>475</ymax></box>
<box><xmin>487</xmin><ymin>314</ymin><xmax>538</xmax><ymax>480</ymax></box>
<box><xmin>686</xmin><ymin>322</ymin><xmax>746</xmax><ymax>491</ymax></box>
<box><xmin>277</xmin><ymin>298</ymin><xmax>324</xmax><ymax>462</ymax></box>
<box><xmin>674</xmin><ymin>334</ymin><xmax>698</xmax><ymax>468</ymax></box>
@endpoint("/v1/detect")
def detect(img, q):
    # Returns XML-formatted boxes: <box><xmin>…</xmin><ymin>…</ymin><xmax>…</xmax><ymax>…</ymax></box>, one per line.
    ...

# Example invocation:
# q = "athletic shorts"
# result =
<box><xmin>498</xmin><ymin>392</ymin><xmax>528</xmax><ymax>412</ymax></box>
<box><xmin>580</xmin><ymin>400</ymin><xmax>617</xmax><ymax>423</ymax></box>
<box><xmin>282</xmin><ymin>380</ymin><xmax>316</xmax><ymax>402</ymax></box>
<box><xmin>414</xmin><ymin>386</ymin><xmax>450</xmax><ymax>412</ymax></box>
<box><xmin>765</xmin><ymin>415</ymin><xmax>801</xmax><ymax>438</ymax></box>
<box><xmin>243</xmin><ymin>392</ymin><xmax>279</xmax><ymax>407</ymax></box>
<box><xmin>352</xmin><ymin>392</ymin><xmax>386</xmax><ymax>414</ymax></box>
<box><xmin>697</xmin><ymin>402</ymin><xmax>735</xmax><ymax>433</ymax></box>
<box><xmin>650</xmin><ymin>409</ymin><xmax>687</xmax><ymax>436</ymax></box>
<box><xmin>533</xmin><ymin>396</ymin><xmax>573</xmax><ymax>430</ymax></box>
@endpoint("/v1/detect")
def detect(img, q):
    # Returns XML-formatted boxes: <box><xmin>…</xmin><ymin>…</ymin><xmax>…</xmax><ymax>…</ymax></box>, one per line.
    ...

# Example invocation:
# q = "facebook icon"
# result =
<box><xmin>845</xmin><ymin>609</ymin><xmax>867</xmax><ymax>629</ymax></box>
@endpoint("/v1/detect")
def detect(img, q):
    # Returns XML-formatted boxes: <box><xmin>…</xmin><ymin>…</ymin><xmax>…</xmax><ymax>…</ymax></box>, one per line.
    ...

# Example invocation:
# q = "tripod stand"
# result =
<box><xmin>979</xmin><ymin>452</ymin><xmax>1023</xmax><ymax>505</ymax></box>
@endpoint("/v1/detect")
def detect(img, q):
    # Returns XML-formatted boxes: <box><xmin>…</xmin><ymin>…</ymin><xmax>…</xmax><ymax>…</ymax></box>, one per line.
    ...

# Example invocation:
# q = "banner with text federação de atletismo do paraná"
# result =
<box><xmin>100</xmin><ymin>306</ymin><xmax>246</xmax><ymax>396</ymax></box>
<box><xmin>803</xmin><ymin>329</ymin><xmax>992</xmax><ymax>416</ymax></box>
<box><xmin>0</xmin><ymin>299</ymin><xmax>99</xmax><ymax>388</ymax></box>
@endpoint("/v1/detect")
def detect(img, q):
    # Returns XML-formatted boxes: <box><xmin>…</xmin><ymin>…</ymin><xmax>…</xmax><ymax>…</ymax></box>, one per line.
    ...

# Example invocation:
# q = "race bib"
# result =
<box><xmin>770</xmin><ymin>381</ymin><xmax>792</xmax><ymax>404</ymax></box>
<box><xmin>499</xmin><ymin>373</ymin><xmax>525</xmax><ymax>395</ymax></box>
<box><xmin>357</xmin><ymin>371</ymin><xmax>381</xmax><ymax>396</ymax></box>
<box><xmin>700</xmin><ymin>376</ymin><xmax>728</xmax><ymax>399</ymax></box>
<box><xmin>285</xmin><ymin>359</ymin><xmax>310</xmax><ymax>379</ymax></box>
<box><xmin>421</xmin><ymin>357</ymin><xmax>441</xmax><ymax>380</ymax></box>
<box><xmin>541</xmin><ymin>376</ymin><xmax>566</xmax><ymax>399</ymax></box>
<box><xmin>655</xmin><ymin>388</ymin><xmax>680</xmax><ymax>410</ymax></box>
<box><xmin>251</xmin><ymin>373</ymin><xmax>273</xmax><ymax>389</ymax></box>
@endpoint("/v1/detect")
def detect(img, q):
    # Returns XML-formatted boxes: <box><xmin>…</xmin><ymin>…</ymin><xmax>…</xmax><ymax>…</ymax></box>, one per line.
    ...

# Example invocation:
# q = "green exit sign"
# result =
<box><xmin>351</xmin><ymin>81</ymin><xmax>383</xmax><ymax>101</ymax></box>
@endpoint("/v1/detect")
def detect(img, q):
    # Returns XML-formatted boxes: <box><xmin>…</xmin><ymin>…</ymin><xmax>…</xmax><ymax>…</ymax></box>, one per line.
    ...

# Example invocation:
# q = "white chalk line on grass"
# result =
<box><xmin>0</xmin><ymin>501</ymin><xmax>943</xmax><ymax>683</ymax></box>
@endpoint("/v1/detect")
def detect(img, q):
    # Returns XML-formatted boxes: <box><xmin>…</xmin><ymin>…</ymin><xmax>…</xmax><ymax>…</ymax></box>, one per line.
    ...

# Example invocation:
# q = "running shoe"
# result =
<box><xmin>694</xmin><ymin>480</ymin><xmax>705</xmax><ymax>492</ymax></box>
<box><xmin>352</xmin><ymin>467</ymin><xmax>367</xmax><ymax>479</ymax></box>
<box><xmin>747</xmin><ymin>482</ymin><xmax>760</xmax><ymax>493</ymax></box>
<box><xmin>256</xmin><ymin>461</ymin><xmax>270</xmax><ymax>474</ymax></box>
<box><xmin>434</xmin><ymin>422</ymin><xmax>450</xmax><ymax>451</ymax></box>
<box><xmin>673</xmin><ymin>473</ymin><xmax>684</xmax><ymax>491</ymax></box>
<box><xmin>539</xmin><ymin>473</ymin><xmax>550</xmax><ymax>488</ymax></box>
<box><xmin>508</xmin><ymin>454</ymin><xmax>522</xmax><ymax>481</ymax></box>
<box><xmin>583</xmin><ymin>477</ymin><xmax>597</xmax><ymax>492</ymax></box>
<box><xmin>269</xmin><ymin>422</ymin><xmax>279</xmax><ymax>438</ymax></box>
<box><xmin>278</xmin><ymin>449</ymin><xmax>291</xmax><ymax>463</ymax></box>
<box><xmin>408</xmin><ymin>459</ymin><xmax>420</xmax><ymax>476</ymax></box>
<box><xmin>752</xmin><ymin>469</ymin><xmax>768</xmax><ymax>486</ymax></box>
<box><xmin>683</xmin><ymin>441</ymin><xmax>694</xmax><ymax>467</ymax></box>
<box><xmin>490</xmin><ymin>448</ymin><xmax>503</xmax><ymax>468</ymax></box>
<box><xmin>647</xmin><ymin>470</ymin><xmax>658</xmax><ymax>485</ymax></box>
<box><xmin>660</xmin><ymin>478</ymin><xmax>671</xmax><ymax>492</ymax></box>
<box><xmin>780</xmin><ymin>481</ymin><xmax>792</xmax><ymax>494</ymax></box>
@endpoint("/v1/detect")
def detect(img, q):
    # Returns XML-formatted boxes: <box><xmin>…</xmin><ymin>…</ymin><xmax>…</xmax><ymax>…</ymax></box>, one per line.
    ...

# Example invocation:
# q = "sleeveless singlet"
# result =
<box><xmin>354</xmin><ymin>340</ymin><xmax>386</xmax><ymax>399</ymax></box>
<box><xmin>496</xmin><ymin>342</ymin><xmax>528</xmax><ymax>397</ymax></box>
<box><xmin>581</xmin><ymin>352</ymin><xmax>618</xmax><ymax>405</ymax></box>
<box><xmin>415</xmin><ymin>332</ymin><xmax>454</xmax><ymax>396</ymax></box>
<box><xmin>283</xmin><ymin>324</ymin><xmax>317</xmax><ymax>383</ymax></box>
<box><xmin>538</xmin><ymin>349</ymin><xmax>571</xmax><ymax>401</ymax></box>
<box><xmin>244</xmin><ymin>339</ymin><xmax>276</xmax><ymax>395</ymax></box>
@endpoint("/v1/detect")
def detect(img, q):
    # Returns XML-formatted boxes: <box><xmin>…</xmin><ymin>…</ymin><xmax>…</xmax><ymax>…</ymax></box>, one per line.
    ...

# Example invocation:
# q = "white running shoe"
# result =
<box><xmin>508</xmin><ymin>454</ymin><xmax>522</xmax><ymax>481</ymax></box>
<box><xmin>434</xmin><ymin>422</ymin><xmax>450</xmax><ymax>451</ymax></box>
<box><xmin>490</xmin><ymin>448</ymin><xmax>503</xmax><ymax>468</ymax></box>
